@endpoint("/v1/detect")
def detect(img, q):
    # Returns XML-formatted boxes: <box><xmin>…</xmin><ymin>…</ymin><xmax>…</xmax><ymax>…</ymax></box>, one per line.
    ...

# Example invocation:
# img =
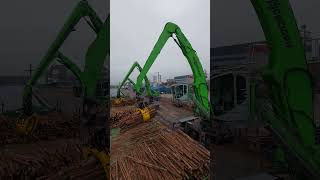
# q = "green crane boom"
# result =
<box><xmin>117</xmin><ymin>61</ymin><xmax>155</xmax><ymax>98</ymax></box>
<box><xmin>251</xmin><ymin>0</ymin><xmax>320</xmax><ymax>178</ymax></box>
<box><xmin>134</xmin><ymin>22</ymin><xmax>209</xmax><ymax>114</ymax></box>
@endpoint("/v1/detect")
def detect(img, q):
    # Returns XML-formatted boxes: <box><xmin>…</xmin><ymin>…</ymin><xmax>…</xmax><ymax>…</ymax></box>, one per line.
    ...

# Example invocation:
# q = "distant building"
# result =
<box><xmin>211</xmin><ymin>26</ymin><xmax>319</xmax><ymax>70</ymax></box>
<box><xmin>174</xmin><ymin>75</ymin><xmax>194</xmax><ymax>84</ymax></box>
<box><xmin>153</xmin><ymin>75</ymin><xmax>157</xmax><ymax>83</ymax></box>
<box><xmin>166</xmin><ymin>79</ymin><xmax>175</xmax><ymax>85</ymax></box>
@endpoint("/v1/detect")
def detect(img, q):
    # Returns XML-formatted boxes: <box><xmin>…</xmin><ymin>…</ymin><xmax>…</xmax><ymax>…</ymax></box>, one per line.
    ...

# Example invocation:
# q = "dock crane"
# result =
<box><xmin>134</xmin><ymin>22</ymin><xmax>210</xmax><ymax>121</ymax></box>
<box><xmin>132</xmin><ymin>22</ymin><xmax>211</xmax><ymax>146</ymax></box>
<box><xmin>132</xmin><ymin>0</ymin><xmax>320</xmax><ymax>178</ymax></box>
<box><xmin>116</xmin><ymin>61</ymin><xmax>158</xmax><ymax>98</ymax></box>
<box><xmin>16</xmin><ymin>0</ymin><xmax>109</xmax><ymax>176</ymax></box>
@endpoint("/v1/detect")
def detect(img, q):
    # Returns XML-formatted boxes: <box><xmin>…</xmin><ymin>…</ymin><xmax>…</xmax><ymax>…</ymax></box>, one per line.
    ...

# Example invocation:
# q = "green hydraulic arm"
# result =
<box><xmin>251</xmin><ymin>0</ymin><xmax>320</xmax><ymax>178</ymax></box>
<box><xmin>134</xmin><ymin>22</ymin><xmax>209</xmax><ymax>117</ymax></box>
<box><xmin>22</xmin><ymin>0</ymin><xmax>109</xmax><ymax>115</ymax></box>
<box><xmin>117</xmin><ymin>61</ymin><xmax>156</xmax><ymax>98</ymax></box>
<box><xmin>118</xmin><ymin>79</ymin><xmax>135</xmax><ymax>97</ymax></box>
<box><xmin>55</xmin><ymin>52</ymin><xmax>84</xmax><ymax>88</ymax></box>
<box><xmin>127</xmin><ymin>78</ymin><xmax>135</xmax><ymax>86</ymax></box>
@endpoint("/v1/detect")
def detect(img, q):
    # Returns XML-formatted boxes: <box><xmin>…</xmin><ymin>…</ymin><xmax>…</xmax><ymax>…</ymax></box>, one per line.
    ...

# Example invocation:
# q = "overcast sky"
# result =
<box><xmin>0</xmin><ymin>0</ymin><xmax>108</xmax><ymax>76</ymax></box>
<box><xmin>110</xmin><ymin>0</ymin><xmax>210</xmax><ymax>85</ymax></box>
<box><xmin>212</xmin><ymin>0</ymin><xmax>320</xmax><ymax>47</ymax></box>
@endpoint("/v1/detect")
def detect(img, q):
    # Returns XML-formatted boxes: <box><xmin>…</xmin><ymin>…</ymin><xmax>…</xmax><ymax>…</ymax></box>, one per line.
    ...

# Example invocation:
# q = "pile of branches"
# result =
<box><xmin>111</xmin><ymin>120</ymin><xmax>210</xmax><ymax>180</ymax></box>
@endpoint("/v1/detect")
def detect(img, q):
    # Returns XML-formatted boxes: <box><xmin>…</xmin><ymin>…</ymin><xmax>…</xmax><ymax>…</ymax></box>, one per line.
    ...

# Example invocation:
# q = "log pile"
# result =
<box><xmin>0</xmin><ymin>115</ymin><xmax>20</xmax><ymax>144</ymax></box>
<box><xmin>0</xmin><ymin>142</ymin><xmax>84</xmax><ymax>179</ymax></box>
<box><xmin>111</xmin><ymin>109</ymin><xmax>157</xmax><ymax>132</ymax></box>
<box><xmin>0</xmin><ymin>113</ymin><xmax>80</xmax><ymax>144</ymax></box>
<box><xmin>111</xmin><ymin>120</ymin><xmax>210</xmax><ymax>180</ymax></box>
<box><xmin>111</xmin><ymin>105</ymin><xmax>158</xmax><ymax>131</ymax></box>
<box><xmin>112</xmin><ymin>98</ymin><xmax>136</xmax><ymax>107</ymax></box>
<box><xmin>39</xmin><ymin>157</ymin><xmax>106</xmax><ymax>180</ymax></box>
<box><xmin>111</xmin><ymin>108</ymin><xmax>137</xmax><ymax>127</ymax></box>
<box><xmin>32</xmin><ymin>113</ymin><xmax>80</xmax><ymax>140</ymax></box>
<box><xmin>0</xmin><ymin>114</ymin><xmax>107</xmax><ymax>179</ymax></box>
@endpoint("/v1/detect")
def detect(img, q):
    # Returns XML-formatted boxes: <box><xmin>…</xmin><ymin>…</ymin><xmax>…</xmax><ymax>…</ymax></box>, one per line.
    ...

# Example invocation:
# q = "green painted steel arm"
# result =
<box><xmin>82</xmin><ymin>16</ymin><xmax>109</xmax><ymax>99</ymax></box>
<box><xmin>56</xmin><ymin>52</ymin><xmax>83</xmax><ymax>87</ymax></box>
<box><xmin>252</xmin><ymin>0</ymin><xmax>320</xmax><ymax>178</ymax></box>
<box><xmin>127</xmin><ymin>78</ymin><xmax>135</xmax><ymax>86</ymax></box>
<box><xmin>116</xmin><ymin>61</ymin><xmax>153</xmax><ymax>98</ymax></box>
<box><xmin>135</xmin><ymin>22</ymin><xmax>209</xmax><ymax>112</ymax></box>
<box><xmin>135</xmin><ymin>62</ymin><xmax>155</xmax><ymax>97</ymax></box>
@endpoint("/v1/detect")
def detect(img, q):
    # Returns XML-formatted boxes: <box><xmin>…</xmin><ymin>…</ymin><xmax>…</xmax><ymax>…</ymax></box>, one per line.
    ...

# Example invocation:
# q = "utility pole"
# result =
<box><xmin>24</xmin><ymin>64</ymin><xmax>34</xmax><ymax>81</ymax></box>
<box><xmin>25</xmin><ymin>64</ymin><xmax>33</xmax><ymax>78</ymax></box>
<box><xmin>301</xmin><ymin>24</ymin><xmax>312</xmax><ymax>61</ymax></box>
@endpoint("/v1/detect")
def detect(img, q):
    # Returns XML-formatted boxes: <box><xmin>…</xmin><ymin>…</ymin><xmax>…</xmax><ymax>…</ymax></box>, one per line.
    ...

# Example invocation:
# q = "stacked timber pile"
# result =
<box><xmin>111</xmin><ymin>104</ymin><xmax>158</xmax><ymax>131</ymax></box>
<box><xmin>111</xmin><ymin>109</ymin><xmax>157</xmax><ymax>131</ymax></box>
<box><xmin>111</xmin><ymin>120</ymin><xmax>210</xmax><ymax>180</ymax></box>
<box><xmin>32</xmin><ymin>113</ymin><xmax>79</xmax><ymax>140</ymax></box>
<box><xmin>112</xmin><ymin>98</ymin><xmax>136</xmax><ymax>107</ymax></box>
<box><xmin>0</xmin><ymin>142</ymin><xmax>84</xmax><ymax>179</ymax></box>
<box><xmin>0</xmin><ymin>115</ymin><xmax>20</xmax><ymax>144</ymax></box>
<box><xmin>111</xmin><ymin>107</ymin><xmax>137</xmax><ymax>126</ymax></box>
<box><xmin>39</xmin><ymin>156</ymin><xmax>106</xmax><ymax>180</ymax></box>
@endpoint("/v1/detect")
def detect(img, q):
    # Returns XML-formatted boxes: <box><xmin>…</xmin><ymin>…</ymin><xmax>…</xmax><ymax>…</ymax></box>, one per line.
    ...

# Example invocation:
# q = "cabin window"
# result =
<box><xmin>183</xmin><ymin>85</ymin><xmax>187</xmax><ymax>95</ymax></box>
<box><xmin>213</xmin><ymin>74</ymin><xmax>234</xmax><ymax>115</ymax></box>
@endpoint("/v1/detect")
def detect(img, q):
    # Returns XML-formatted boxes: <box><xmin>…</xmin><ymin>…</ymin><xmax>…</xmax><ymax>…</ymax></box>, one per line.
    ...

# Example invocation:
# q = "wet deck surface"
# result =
<box><xmin>155</xmin><ymin>95</ymin><xmax>194</xmax><ymax>128</ymax></box>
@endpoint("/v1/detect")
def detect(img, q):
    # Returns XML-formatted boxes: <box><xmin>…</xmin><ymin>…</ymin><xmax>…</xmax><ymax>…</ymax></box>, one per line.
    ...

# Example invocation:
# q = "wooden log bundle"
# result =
<box><xmin>32</xmin><ymin>113</ymin><xmax>80</xmax><ymax>140</ymax></box>
<box><xmin>112</xmin><ymin>98</ymin><xmax>136</xmax><ymax>107</ymax></box>
<box><xmin>111</xmin><ymin>105</ymin><xmax>158</xmax><ymax>132</ymax></box>
<box><xmin>111</xmin><ymin>120</ymin><xmax>210</xmax><ymax>180</ymax></box>
<box><xmin>111</xmin><ymin>108</ymin><xmax>137</xmax><ymax>128</ymax></box>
